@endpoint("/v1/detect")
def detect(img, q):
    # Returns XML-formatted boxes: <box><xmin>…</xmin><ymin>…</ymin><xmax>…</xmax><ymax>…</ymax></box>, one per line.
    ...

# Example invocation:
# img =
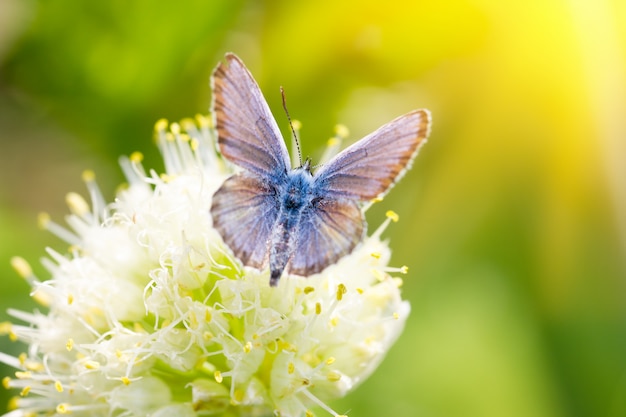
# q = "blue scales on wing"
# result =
<box><xmin>211</xmin><ymin>172</ymin><xmax>279</xmax><ymax>269</ymax></box>
<box><xmin>288</xmin><ymin>198</ymin><xmax>364</xmax><ymax>276</ymax></box>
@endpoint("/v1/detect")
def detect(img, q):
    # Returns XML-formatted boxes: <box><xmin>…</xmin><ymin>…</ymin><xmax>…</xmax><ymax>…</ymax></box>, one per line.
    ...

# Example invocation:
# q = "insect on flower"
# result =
<box><xmin>210</xmin><ymin>53</ymin><xmax>431</xmax><ymax>286</ymax></box>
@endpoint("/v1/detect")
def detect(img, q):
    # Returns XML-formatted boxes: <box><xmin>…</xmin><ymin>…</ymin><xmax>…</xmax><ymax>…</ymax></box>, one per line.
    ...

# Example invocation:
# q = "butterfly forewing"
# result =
<box><xmin>212</xmin><ymin>53</ymin><xmax>291</xmax><ymax>178</ymax></box>
<box><xmin>211</xmin><ymin>173</ymin><xmax>279</xmax><ymax>269</ymax></box>
<box><xmin>288</xmin><ymin>199</ymin><xmax>364</xmax><ymax>276</ymax></box>
<box><xmin>313</xmin><ymin>109</ymin><xmax>431</xmax><ymax>201</ymax></box>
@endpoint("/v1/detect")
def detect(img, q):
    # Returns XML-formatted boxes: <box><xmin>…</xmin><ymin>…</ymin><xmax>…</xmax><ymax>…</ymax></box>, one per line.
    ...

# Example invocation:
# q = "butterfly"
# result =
<box><xmin>210</xmin><ymin>53</ymin><xmax>431</xmax><ymax>286</ymax></box>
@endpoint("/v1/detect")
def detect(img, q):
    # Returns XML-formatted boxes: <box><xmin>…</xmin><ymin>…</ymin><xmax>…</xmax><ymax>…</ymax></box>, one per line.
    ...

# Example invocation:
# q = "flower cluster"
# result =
<box><xmin>1</xmin><ymin>116</ymin><xmax>410</xmax><ymax>417</ymax></box>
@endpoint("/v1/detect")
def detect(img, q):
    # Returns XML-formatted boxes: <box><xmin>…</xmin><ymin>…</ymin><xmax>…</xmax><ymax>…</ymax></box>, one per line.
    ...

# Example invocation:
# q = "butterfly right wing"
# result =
<box><xmin>287</xmin><ymin>198</ymin><xmax>364</xmax><ymax>276</ymax></box>
<box><xmin>313</xmin><ymin>109</ymin><xmax>431</xmax><ymax>201</ymax></box>
<box><xmin>210</xmin><ymin>172</ymin><xmax>279</xmax><ymax>269</ymax></box>
<box><xmin>212</xmin><ymin>53</ymin><xmax>291</xmax><ymax>179</ymax></box>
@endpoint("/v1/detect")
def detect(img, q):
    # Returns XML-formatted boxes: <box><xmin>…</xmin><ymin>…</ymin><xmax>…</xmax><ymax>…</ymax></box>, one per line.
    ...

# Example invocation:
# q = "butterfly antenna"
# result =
<box><xmin>280</xmin><ymin>86</ymin><xmax>303</xmax><ymax>167</ymax></box>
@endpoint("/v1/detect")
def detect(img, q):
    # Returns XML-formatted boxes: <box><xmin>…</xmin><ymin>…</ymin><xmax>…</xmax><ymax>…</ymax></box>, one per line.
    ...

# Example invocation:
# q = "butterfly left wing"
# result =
<box><xmin>212</xmin><ymin>53</ymin><xmax>291</xmax><ymax>178</ymax></box>
<box><xmin>211</xmin><ymin>172</ymin><xmax>279</xmax><ymax>269</ymax></box>
<box><xmin>287</xmin><ymin>198</ymin><xmax>364</xmax><ymax>276</ymax></box>
<box><xmin>313</xmin><ymin>109</ymin><xmax>431</xmax><ymax>201</ymax></box>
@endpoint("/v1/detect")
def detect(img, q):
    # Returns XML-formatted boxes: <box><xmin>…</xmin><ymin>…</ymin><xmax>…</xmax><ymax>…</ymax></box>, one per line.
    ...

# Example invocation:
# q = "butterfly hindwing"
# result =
<box><xmin>211</xmin><ymin>172</ymin><xmax>279</xmax><ymax>269</ymax></box>
<box><xmin>313</xmin><ymin>109</ymin><xmax>431</xmax><ymax>201</ymax></box>
<box><xmin>287</xmin><ymin>198</ymin><xmax>364</xmax><ymax>276</ymax></box>
<box><xmin>212</xmin><ymin>53</ymin><xmax>291</xmax><ymax>179</ymax></box>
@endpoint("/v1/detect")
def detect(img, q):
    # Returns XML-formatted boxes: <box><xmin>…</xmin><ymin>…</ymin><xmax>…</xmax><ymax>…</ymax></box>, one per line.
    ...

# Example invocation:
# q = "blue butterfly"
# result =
<box><xmin>210</xmin><ymin>53</ymin><xmax>431</xmax><ymax>286</ymax></box>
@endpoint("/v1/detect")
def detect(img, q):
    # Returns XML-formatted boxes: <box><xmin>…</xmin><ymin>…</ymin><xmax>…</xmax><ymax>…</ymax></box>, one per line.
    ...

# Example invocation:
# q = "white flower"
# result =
<box><xmin>1</xmin><ymin>116</ymin><xmax>410</xmax><ymax>417</ymax></box>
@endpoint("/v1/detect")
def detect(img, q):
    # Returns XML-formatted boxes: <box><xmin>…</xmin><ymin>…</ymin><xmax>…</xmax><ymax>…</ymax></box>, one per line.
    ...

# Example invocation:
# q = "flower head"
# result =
<box><xmin>1</xmin><ymin>115</ymin><xmax>410</xmax><ymax>417</ymax></box>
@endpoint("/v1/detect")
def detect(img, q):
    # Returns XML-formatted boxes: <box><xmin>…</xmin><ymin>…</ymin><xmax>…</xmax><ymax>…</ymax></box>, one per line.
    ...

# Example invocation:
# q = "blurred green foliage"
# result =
<box><xmin>1</xmin><ymin>1</ymin><xmax>625</xmax><ymax>416</ymax></box>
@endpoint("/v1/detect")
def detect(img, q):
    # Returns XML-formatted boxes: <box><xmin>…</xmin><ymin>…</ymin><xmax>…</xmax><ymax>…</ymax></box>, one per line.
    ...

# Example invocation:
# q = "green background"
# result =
<box><xmin>1</xmin><ymin>1</ymin><xmax>625</xmax><ymax>416</ymax></box>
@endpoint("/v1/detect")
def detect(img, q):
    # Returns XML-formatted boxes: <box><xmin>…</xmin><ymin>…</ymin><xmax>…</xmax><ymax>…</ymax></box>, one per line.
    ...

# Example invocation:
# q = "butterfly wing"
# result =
<box><xmin>313</xmin><ymin>109</ymin><xmax>431</xmax><ymax>201</ymax></box>
<box><xmin>287</xmin><ymin>198</ymin><xmax>364</xmax><ymax>276</ymax></box>
<box><xmin>212</xmin><ymin>53</ymin><xmax>291</xmax><ymax>178</ymax></box>
<box><xmin>211</xmin><ymin>172</ymin><xmax>279</xmax><ymax>269</ymax></box>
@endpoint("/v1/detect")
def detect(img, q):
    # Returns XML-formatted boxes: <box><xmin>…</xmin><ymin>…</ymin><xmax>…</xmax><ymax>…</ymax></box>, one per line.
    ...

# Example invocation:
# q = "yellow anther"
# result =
<box><xmin>326</xmin><ymin>137</ymin><xmax>339</xmax><ymax>147</ymax></box>
<box><xmin>66</xmin><ymin>339</ymin><xmax>74</xmax><ymax>352</ymax></box>
<box><xmin>356</xmin><ymin>287</ymin><xmax>364</xmax><ymax>294</ymax></box>
<box><xmin>66</xmin><ymin>192</ymin><xmax>89</xmax><ymax>216</ymax></box>
<box><xmin>370</xmin><ymin>252</ymin><xmax>381</xmax><ymax>259</ymax></box>
<box><xmin>243</xmin><ymin>342</ymin><xmax>252</xmax><ymax>353</ymax></box>
<box><xmin>334</xmin><ymin>124</ymin><xmax>349</xmax><ymax>138</ymax></box>
<box><xmin>121</xmin><ymin>377</ymin><xmax>131</xmax><ymax>386</ymax></box>
<box><xmin>196</xmin><ymin>113</ymin><xmax>213</xmax><ymax>128</ymax></box>
<box><xmin>326</xmin><ymin>371</ymin><xmax>342</xmax><ymax>382</ymax></box>
<box><xmin>393</xmin><ymin>312</ymin><xmax>400</xmax><ymax>320</ymax></box>
<box><xmin>15</xmin><ymin>371</ymin><xmax>31</xmax><ymax>379</ymax></box>
<box><xmin>315</xmin><ymin>303</ymin><xmax>322</xmax><ymax>315</ymax></box>
<box><xmin>303</xmin><ymin>286</ymin><xmax>315</xmax><ymax>295</ymax></box>
<box><xmin>288</xmin><ymin>362</ymin><xmax>295</xmax><ymax>374</ymax></box>
<box><xmin>180</xmin><ymin>133</ymin><xmax>190</xmax><ymax>142</ymax></box>
<box><xmin>386</xmin><ymin>210</ymin><xmax>399</xmax><ymax>222</ymax></box>
<box><xmin>154</xmin><ymin>118</ymin><xmax>169</xmax><ymax>132</ymax></box>
<box><xmin>325</xmin><ymin>357</ymin><xmax>336</xmax><ymax>365</ymax></box>
<box><xmin>84</xmin><ymin>360</ymin><xmax>100</xmax><ymax>370</ymax></box>
<box><xmin>10</xmin><ymin>257</ymin><xmax>32</xmax><ymax>279</ymax></box>
<box><xmin>214</xmin><ymin>371</ymin><xmax>223</xmax><ymax>383</ymax></box>
<box><xmin>306</xmin><ymin>410</ymin><xmax>314</xmax><ymax>417</ymax></box>
<box><xmin>37</xmin><ymin>212</ymin><xmax>51</xmax><ymax>230</ymax></box>
<box><xmin>336</xmin><ymin>283</ymin><xmax>347</xmax><ymax>301</ymax></box>
<box><xmin>180</xmin><ymin>118</ymin><xmax>195</xmax><ymax>130</ymax></box>
<box><xmin>170</xmin><ymin>122</ymin><xmax>181</xmax><ymax>135</ymax></box>
<box><xmin>371</xmin><ymin>196</ymin><xmax>384</xmax><ymax>203</ymax></box>
<box><xmin>55</xmin><ymin>381</ymin><xmax>64</xmax><ymax>392</ymax></box>
<box><xmin>330</xmin><ymin>317</ymin><xmax>339</xmax><ymax>327</ymax></box>
<box><xmin>292</xmin><ymin>120</ymin><xmax>302</xmax><ymax>130</ymax></box>
<box><xmin>165</xmin><ymin>132</ymin><xmax>175</xmax><ymax>142</ymax></box>
<box><xmin>67</xmin><ymin>294</ymin><xmax>74</xmax><ymax>305</ymax></box>
<box><xmin>81</xmin><ymin>170</ymin><xmax>96</xmax><ymax>182</ymax></box>
<box><xmin>203</xmin><ymin>331</ymin><xmax>214</xmax><ymax>341</ymax></box>
<box><xmin>18</xmin><ymin>353</ymin><xmax>26</xmax><ymax>365</ymax></box>
<box><xmin>24</xmin><ymin>361</ymin><xmax>43</xmax><ymax>372</ymax></box>
<box><xmin>205</xmin><ymin>309</ymin><xmax>212</xmax><ymax>322</ymax></box>
<box><xmin>2</xmin><ymin>377</ymin><xmax>11</xmax><ymax>389</ymax></box>
<box><xmin>400</xmin><ymin>265</ymin><xmax>409</xmax><ymax>274</ymax></box>
<box><xmin>56</xmin><ymin>403</ymin><xmax>71</xmax><ymax>414</ymax></box>
<box><xmin>7</xmin><ymin>397</ymin><xmax>18</xmax><ymax>411</ymax></box>
<box><xmin>278</xmin><ymin>340</ymin><xmax>298</xmax><ymax>353</ymax></box>
<box><xmin>190</xmin><ymin>138</ymin><xmax>199</xmax><ymax>151</ymax></box>
<box><xmin>130</xmin><ymin>151</ymin><xmax>144</xmax><ymax>163</ymax></box>
<box><xmin>19</xmin><ymin>386</ymin><xmax>30</xmax><ymax>397</ymax></box>
<box><xmin>0</xmin><ymin>322</ymin><xmax>12</xmax><ymax>335</ymax></box>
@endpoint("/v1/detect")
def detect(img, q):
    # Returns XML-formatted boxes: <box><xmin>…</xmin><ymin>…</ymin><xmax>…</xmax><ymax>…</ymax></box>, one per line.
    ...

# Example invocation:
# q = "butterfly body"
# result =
<box><xmin>210</xmin><ymin>53</ymin><xmax>431</xmax><ymax>286</ymax></box>
<box><xmin>267</xmin><ymin>163</ymin><xmax>316</xmax><ymax>285</ymax></box>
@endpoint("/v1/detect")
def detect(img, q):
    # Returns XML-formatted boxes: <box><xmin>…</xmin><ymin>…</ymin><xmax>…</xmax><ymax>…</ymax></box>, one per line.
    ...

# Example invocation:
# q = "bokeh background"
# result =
<box><xmin>1</xmin><ymin>0</ymin><xmax>625</xmax><ymax>416</ymax></box>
